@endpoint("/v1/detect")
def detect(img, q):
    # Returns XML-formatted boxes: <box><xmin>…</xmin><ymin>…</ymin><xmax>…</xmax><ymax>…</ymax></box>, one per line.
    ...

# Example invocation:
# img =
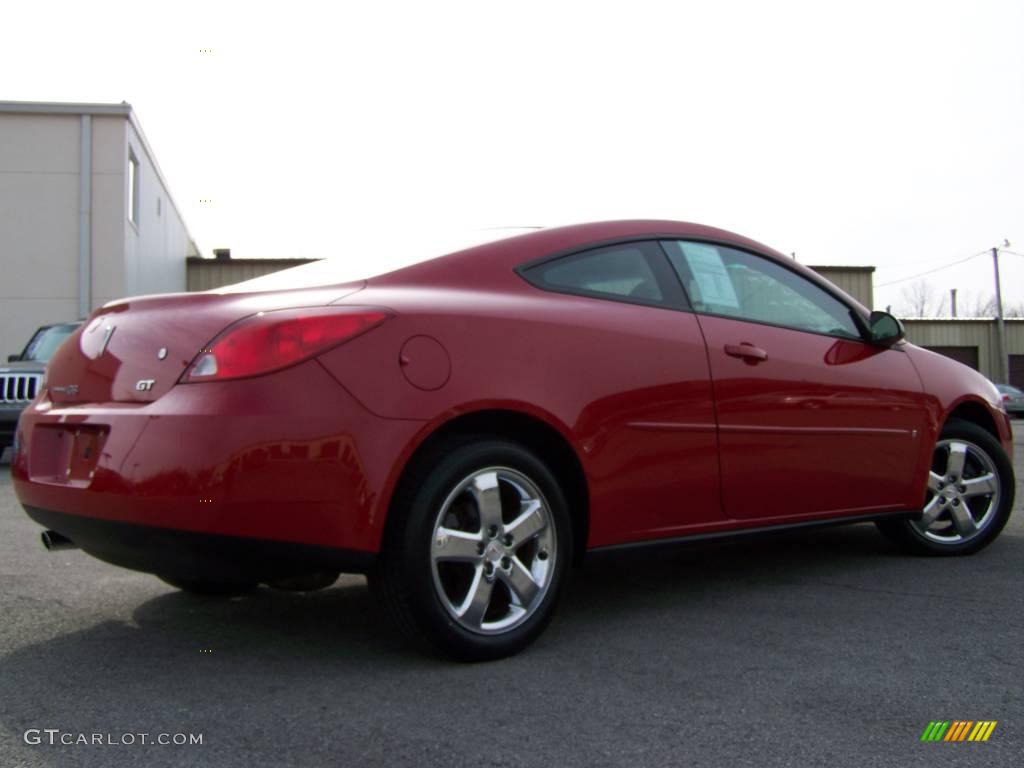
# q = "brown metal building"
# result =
<box><xmin>900</xmin><ymin>319</ymin><xmax>1024</xmax><ymax>388</ymax></box>
<box><xmin>186</xmin><ymin>256</ymin><xmax>318</xmax><ymax>292</ymax></box>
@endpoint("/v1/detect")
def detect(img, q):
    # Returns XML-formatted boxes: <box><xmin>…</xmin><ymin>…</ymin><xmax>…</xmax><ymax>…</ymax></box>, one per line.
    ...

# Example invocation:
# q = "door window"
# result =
<box><xmin>662</xmin><ymin>241</ymin><xmax>861</xmax><ymax>338</ymax></box>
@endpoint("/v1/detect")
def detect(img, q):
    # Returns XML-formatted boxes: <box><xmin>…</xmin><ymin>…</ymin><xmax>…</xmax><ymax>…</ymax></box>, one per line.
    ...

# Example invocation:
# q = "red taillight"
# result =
<box><xmin>181</xmin><ymin>306</ymin><xmax>390</xmax><ymax>382</ymax></box>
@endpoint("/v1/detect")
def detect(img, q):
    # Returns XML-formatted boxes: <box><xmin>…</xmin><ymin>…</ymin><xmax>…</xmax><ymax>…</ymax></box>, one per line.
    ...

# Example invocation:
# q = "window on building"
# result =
<box><xmin>128</xmin><ymin>150</ymin><xmax>139</xmax><ymax>226</ymax></box>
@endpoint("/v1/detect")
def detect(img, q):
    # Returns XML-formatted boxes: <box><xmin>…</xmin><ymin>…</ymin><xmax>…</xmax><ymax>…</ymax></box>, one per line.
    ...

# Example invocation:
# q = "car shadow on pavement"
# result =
<box><xmin>0</xmin><ymin>523</ymin><xmax>928</xmax><ymax>673</ymax></box>
<box><xmin>564</xmin><ymin>522</ymin><xmax>911</xmax><ymax>619</ymax></box>
<box><xmin>2</xmin><ymin>520</ymin><xmax>1021</xmax><ymax>766</ymax></box>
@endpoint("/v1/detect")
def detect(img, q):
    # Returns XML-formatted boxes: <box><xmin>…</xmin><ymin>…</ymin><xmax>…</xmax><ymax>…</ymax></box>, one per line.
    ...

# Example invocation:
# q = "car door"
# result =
<box><xmin>661</xmin><ymin>240</ymin><xmax>929</xmax><ymax>522</ymax></box>
<box><xmin>520</xmin><ymin>240</ymin><xmax>726</xmax><ymax>543</ymax></box>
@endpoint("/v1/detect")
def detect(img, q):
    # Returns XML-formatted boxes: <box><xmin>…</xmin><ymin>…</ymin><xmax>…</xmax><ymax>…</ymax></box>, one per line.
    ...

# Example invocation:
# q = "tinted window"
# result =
<box><xmin>22</xmin><ymin>324</ymin><xmax>79</xmax><ymax>362</ymax></box>
<box><xmin>662</xmin><ymin>241</ymin><xmax>860</xmax><ymax>338</ymax></box>
<box><xmin>524</xmin><ymin>242</ymin><xmax>668</xmax><ymax>304</ymax></box>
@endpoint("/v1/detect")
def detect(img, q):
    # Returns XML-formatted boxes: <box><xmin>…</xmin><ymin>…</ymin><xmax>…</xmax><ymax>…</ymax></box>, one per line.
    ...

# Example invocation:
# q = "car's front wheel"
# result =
<box><xmin>374</xmin><ymin>437</ymin><xmax>571</xmax><ymax>661</ymax></box>
<box><xmin>877</xmin><ymin>418</ymin><xmax>1015</xmax><ymax>555</ymax></box>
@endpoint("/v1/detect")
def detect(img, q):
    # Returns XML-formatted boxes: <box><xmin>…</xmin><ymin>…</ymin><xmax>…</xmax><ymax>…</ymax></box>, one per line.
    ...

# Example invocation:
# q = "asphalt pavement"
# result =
<box><xmin>1</xmin><ymin>424</ymin><xmax>1022</xmax><ymax>768</ymax></box>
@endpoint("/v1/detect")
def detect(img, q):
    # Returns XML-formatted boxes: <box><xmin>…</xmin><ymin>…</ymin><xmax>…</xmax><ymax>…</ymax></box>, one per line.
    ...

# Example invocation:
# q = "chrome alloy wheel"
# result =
<box><xmin>913</xmin><ymin>438</ymin><xmax>1001</xmax><ymax>544</ymax></box>
<box><xmin>430</xmin><ymin>467</ymin><xmax>557</xmax><ymax>635</ymax></box>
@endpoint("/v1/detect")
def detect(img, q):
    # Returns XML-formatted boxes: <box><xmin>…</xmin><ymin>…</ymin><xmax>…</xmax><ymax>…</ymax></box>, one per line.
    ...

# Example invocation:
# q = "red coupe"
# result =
<box><xmin>12</xmin><ymin>220</ymin><xmax>1016</xmax><ymax>660</ymax></box>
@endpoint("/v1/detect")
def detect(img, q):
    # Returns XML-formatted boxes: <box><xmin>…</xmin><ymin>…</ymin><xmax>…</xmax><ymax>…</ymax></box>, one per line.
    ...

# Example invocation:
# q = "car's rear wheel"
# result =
<box><xmin>158</xmin><ymin>576</ymin><xmax>259</xmax><ymax>596</ymax></box>
<box><xmin>876</xmin><ymin>418</ymin><xmax>1014</xmax><ymax>555</ymax></box>
<box><xmin>373</xmin><ymin>437</ymin><xmax>571</xmax><ymax>661</ymax></box>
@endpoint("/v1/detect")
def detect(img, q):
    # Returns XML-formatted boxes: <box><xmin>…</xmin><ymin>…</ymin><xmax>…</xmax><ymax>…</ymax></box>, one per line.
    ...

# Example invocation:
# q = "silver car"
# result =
<box><xmin>1</xmin><ymin>322</ymin><xmax>81</xmax><ymax>452</ymax></box>
<box><xmin>996</xmin><ymin>383</ymin><xmax>1024</xmax><ymax>417</ymax></box>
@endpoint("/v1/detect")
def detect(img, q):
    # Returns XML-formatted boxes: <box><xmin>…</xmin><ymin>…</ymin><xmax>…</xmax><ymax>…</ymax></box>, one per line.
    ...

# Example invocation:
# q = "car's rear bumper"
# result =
<box><xmin>24</xmin><ymin>504</ymin><xmax>376</xmax><ymax>580</ymax></box>
<box><xmin>11</xmin><ymin>360</ymin><xmax>425</xmax><ymax>567</ymax></box>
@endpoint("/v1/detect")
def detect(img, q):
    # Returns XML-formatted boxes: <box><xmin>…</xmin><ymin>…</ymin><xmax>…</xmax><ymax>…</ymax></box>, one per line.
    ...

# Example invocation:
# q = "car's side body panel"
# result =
<box><xmin>319</xmin><ymin>286</ymin><xmax>725</xmax><ymax>547</ymax></box>
<box><xmin>902</xmin><ymin>344</ymin><xmax>1014</xmax><ymax>457</ymax></box>
<box><xmin>694</xmin><ymin>315</ymin><xmax>930</xmax><ymax>520</ymax></box>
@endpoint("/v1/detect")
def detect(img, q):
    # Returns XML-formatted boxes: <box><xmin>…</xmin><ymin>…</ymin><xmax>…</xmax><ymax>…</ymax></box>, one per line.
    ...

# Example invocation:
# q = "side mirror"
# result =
<box><xmin>868</xmin><ymin>310</ymin><xmax>905</xmax><ymax>347</ymax></box>
<box><xmin>7</xmin><ymin>354</ymin><xmax>19</xmax><ymax>362</ymax></box>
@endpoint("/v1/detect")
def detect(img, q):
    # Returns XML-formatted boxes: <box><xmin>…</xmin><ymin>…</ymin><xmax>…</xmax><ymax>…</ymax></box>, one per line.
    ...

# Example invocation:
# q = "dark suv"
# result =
<box><xmin>1</xmin><ymin>322</ymin><xmax>81</xmax><ymax>453</ymax></box>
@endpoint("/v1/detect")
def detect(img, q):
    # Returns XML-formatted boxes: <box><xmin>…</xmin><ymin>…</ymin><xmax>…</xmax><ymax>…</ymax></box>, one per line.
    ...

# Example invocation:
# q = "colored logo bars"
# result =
<box><xmin>921</xmin><ymin>721</ymin><xmax>997</xmax><ymax>742</ymax></box>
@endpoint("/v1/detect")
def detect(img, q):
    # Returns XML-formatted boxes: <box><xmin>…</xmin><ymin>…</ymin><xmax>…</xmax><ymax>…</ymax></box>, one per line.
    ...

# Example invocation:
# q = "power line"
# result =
<box><xmin>999</xmin><ymin>248</ymin><xmax>1024</xmax><ymax>259</ymax></box>
<box><xmin>876</xmin><ymin>250</ymin><xmax>989</xmax><ymax>287</ymax></box>
<box><xmin>874</xmin><ymin>252</ymin><xmax>983</xmax><ymax>270</ymax></box>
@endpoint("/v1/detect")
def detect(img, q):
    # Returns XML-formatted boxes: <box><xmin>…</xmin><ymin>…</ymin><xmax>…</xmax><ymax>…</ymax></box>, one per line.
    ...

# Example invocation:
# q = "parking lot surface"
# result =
<box><xmin>1</xmin><ymin>423</ymin><xmax>1022</xmax><ymax>767</ymax></box>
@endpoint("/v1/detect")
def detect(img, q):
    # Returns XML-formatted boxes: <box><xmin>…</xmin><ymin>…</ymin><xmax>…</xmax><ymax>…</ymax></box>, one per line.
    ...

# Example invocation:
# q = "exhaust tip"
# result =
<box><xmin>41</xmin><ymin>530</ymin><xmax>78</xmax><ymax>552</ymax></box>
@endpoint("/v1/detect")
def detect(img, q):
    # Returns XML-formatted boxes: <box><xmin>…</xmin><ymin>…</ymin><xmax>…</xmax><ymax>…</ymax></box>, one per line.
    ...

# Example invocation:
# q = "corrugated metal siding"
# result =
<box><xmin>1009</xmin><ymin>355</ymin><xmax>1024</xmax><ymax>388</ymax></box>
<box><xmin>902</xmin><ymin>320</ymin><xmax>1024</xmax><ymax>382</ymax></box>
<box><xmin>186</xmin><ymin>258</ymin><xmax>318</xmax><ymax>292</ymax></box>
<box><xmin>808</xmin><ymin>267</ymin><xmax>874</xmax><ymax>308</ymax></box>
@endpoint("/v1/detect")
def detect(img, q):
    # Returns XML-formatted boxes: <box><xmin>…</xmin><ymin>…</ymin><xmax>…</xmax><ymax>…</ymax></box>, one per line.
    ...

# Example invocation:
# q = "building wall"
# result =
<box><xmin>0</xmin><ymin>103</ymin><xmax>192</xmax><ymax>360</ymax></box>
<box><xmin>0</xmin><ymin>113</ymin><xmax>81</xmax><ymax>358</ymax></box>
<box><xmin>901</xmin><ymin>319</ymin><xmax>1024</xmax><ymax>385</ymax></box>
<box><xmin>186</xmin><ymin>258</ymin><xmax>319</xmax><ymax>292</ymax></box>
<box><xmin>809</xmin><ymin>266</ymin><xmax>875</xmax><ymax>308</ymax></box>
<box><xmin>122</xmin><ymin>120</ymin><xmax>188</xmax><ymax>302</ymax></box>
<box><xmin>90</xmin><ymin>115</ymin><xmax>126</xmax><ymax>310</ymax></box>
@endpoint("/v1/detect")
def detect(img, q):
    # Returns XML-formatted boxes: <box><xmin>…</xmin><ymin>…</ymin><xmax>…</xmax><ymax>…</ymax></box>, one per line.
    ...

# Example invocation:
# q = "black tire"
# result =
<box><xmin>372</xmin><ymin>437</ymin><xmax>572</xmax><ymax>662</ymax></box>
<box><xmin>158</xmin><ymin>575</ymin><xmax>259</xmax><ymax>596</ymax></box>
<box><xmin>876</xmin><ymin>418</ymin><xmax>1015</xmax><ymax>556</ymax></box>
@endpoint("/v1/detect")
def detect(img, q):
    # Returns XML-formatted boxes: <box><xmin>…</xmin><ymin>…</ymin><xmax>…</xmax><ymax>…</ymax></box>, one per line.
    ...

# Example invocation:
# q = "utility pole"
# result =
<box><xmin>950</xmin><ymin>289</ymin><xmax>957</xmax><ymax>318</ymax></box>
<box><xmin>992</xmin><ymin>246</ymin><xmax>1008</xmax><ymax>384</ymax></box>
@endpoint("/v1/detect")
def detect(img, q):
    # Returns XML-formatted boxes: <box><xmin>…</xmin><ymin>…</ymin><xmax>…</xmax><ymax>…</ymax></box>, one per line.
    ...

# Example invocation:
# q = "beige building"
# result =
<box><xmin>186</xmin><ymin>255</ymin><xmax>317</xmax><ymax>292</ymax></box>
<box><xmin>0</xmin><ymin>101</ymin><xmax>197</xmax><ymax>358</ymax></box>
<box><xmin>809</xmin><ymin>266</ymin><xmax>1023</xmax><ymax>386</ymax></box>
<box><xmin>901</xmin><ymin>319</ymin><xmax>1024</xmax><ymax>387</ymax></box>
<box><xmin>810</xmin><ymin>265</ymin><xmax>875</xmax><ymax>309</ymax></box>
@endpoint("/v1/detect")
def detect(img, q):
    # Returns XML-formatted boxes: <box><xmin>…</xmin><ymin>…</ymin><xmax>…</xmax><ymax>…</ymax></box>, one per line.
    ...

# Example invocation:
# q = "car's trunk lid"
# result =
<box><xmin>45</xmin><ymin>283</ymin><xmax>364</xmax><ymax>405</ymax></box>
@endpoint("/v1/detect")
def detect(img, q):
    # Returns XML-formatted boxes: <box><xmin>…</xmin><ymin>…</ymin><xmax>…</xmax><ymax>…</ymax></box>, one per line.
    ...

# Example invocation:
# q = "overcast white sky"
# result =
<box><xmin>4</xmin><ymin>0</ymin><xmax>1022</xmax><ymax>313</ymax></box>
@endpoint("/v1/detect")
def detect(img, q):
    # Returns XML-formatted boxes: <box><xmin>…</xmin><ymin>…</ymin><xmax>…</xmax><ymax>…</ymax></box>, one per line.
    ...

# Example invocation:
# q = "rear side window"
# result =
<box><xmin>521</xmin><ymin>242</ymin><xmax>672</xmax><ymax>306</ymax></box>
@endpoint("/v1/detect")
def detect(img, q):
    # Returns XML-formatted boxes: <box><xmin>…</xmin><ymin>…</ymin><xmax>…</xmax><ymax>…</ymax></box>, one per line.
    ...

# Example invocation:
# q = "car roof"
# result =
<box><xmin>225</xmin><ymin>221</ymin><xmax>788</xmax><ymax>293</ymax></box>
<box><xmin>217</xmin><ymin>220</ymin><xmax>864</xmax><ymax>314</ymax></box>
<box><xmin>373</xmin><ymin>220</ymin><xmax>792</xmax><ymax>285</ymax></box>
<box><xmin>369</xmin><ymin>219</ymin><xmax>868</xmax><ymax>313</ymax></box>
